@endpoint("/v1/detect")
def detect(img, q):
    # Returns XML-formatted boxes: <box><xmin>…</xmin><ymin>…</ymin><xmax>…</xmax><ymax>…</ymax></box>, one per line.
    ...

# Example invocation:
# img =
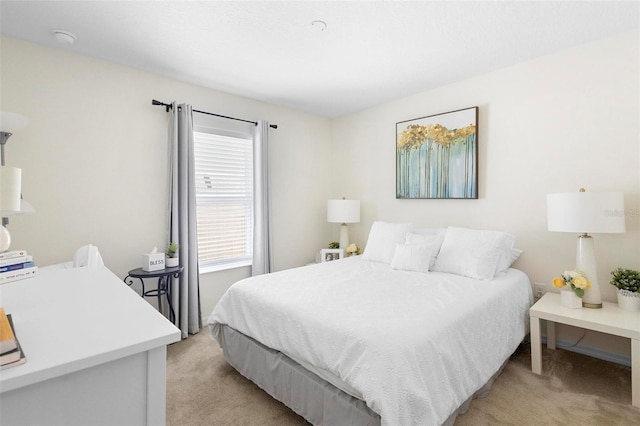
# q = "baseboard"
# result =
<box><xmin>540</xmin><ymin>336</ymin><xmax>631</xmax><ymax>367</ymax></box>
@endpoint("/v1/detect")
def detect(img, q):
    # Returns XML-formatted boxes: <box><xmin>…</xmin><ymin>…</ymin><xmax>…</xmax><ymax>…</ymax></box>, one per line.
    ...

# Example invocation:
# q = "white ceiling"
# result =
<box><xmin>1</xmin><ymin>1</ymin><xmax>638</xmax><ymax>118</ymax></box>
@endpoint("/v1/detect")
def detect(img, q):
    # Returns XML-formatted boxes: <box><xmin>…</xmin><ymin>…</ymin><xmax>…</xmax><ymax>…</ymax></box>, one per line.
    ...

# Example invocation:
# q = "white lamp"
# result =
<box><xmin>547</xmin><ymin>188</ymin><xmax>626</xmax><ymax>308</ymax></box>
<box><xmin>327</xmin><ymin>198</ymin><xmax>360</xmax><ymax>250</ymax></box>
<box><xmin>0</xmin><ymin>166</ymin><xmax>22</xmax><ymax>252</ymax></box>
<box><xmin>0</xmin><ymin>111</ymin><xmax>32</xmax><ymax>252</ymax></box>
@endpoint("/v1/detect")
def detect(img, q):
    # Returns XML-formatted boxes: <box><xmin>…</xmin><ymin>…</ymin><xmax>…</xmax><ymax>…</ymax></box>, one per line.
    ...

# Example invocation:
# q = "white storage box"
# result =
<box><xmin>142</xmin><ymin>253</ymin><xmax>165</xmax><ymax>272</ymax></box>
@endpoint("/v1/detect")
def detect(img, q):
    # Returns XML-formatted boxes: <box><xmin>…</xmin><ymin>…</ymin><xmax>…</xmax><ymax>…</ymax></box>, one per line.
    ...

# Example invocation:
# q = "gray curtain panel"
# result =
<box><xmin>169</xmin><ymin>102</ymin><xmax>202</xmax><ymax>337</ymax></box>
<box><xmin>252</xmin><ymin>120</ymin><xmax>272</xmax><ymax>276</ymax></box>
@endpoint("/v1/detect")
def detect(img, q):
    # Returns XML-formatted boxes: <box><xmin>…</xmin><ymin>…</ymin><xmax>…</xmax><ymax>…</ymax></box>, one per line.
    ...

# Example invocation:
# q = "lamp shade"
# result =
<box><xmin>327</xmin><ymin>199</ymin><xmax>360</xmax><ymax>224</ymax></box>
<box><xmin>547</xmin><ymin>191</ymin><xmax>625</xmax><ymax>234</ymax></box>
<box><xmin>0</xmin><ymin>166</ymin><xmax>22</xmax><ymax>214</ymax></box>
<box><xmin>0</xmin><ymin>111</ymin><xmax>28</xmax><ymax>134</ymax></box>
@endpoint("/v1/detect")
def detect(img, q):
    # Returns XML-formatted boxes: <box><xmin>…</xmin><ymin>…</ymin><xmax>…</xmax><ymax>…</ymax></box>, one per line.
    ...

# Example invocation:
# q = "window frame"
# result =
<box><xmin>193</xmin><ymin>126</ymin><xmax>253</xmax><ymax>273</ymax></box>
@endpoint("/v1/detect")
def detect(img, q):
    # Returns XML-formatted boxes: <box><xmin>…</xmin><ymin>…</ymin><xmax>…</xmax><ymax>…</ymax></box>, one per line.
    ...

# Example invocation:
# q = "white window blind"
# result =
<box><xmin>194</xmin><ymin>130</ymin><xmax>253</xmax><ymax>271</ymax></box>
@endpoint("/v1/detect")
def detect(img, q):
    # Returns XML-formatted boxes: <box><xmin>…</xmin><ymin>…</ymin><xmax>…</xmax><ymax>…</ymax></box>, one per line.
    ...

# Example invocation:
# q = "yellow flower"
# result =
<box><xmin>552</xmin><ymin>277</ymin><xmax>566</xmax><ymax>288</ymax></box>
<box><xmin>573</xmin><ymin>276</ymin><xmax>589</xmax><ymax>289</ymax></box>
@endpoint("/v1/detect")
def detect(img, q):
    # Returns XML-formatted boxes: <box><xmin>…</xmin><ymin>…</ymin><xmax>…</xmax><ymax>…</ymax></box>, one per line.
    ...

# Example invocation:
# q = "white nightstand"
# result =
<box><xmin>529</xmin><ymin>292</ymin><xmax>640</xmax><ymax>407</ymax></box>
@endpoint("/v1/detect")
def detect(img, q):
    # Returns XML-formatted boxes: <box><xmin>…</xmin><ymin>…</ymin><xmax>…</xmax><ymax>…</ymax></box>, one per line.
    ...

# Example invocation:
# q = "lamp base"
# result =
<box><xmin>0</xmin><ymin>225</ymin><xmax>11</xmax><ymax>253</ymax></box>
<box><xmin>577</xmin><ymin>234</ymin><xmax>602</xmax><ymax>309</ymax></box>
<box><xmin>339</xmin><ymin>223</ymin><xmax>349</xmax><ymax>250</ymax></box>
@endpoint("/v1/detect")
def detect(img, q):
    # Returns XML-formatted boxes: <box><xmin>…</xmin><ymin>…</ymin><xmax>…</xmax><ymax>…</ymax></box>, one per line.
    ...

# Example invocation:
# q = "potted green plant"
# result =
<box><xmin>610</xmin><ymin>267</ymin><xmax>640</xmax><ymax>311</ymax></box>
<box><xmin>165</xmin><ymin>242</ymin><xmax>179</xmax><ymax>268</ymax></box>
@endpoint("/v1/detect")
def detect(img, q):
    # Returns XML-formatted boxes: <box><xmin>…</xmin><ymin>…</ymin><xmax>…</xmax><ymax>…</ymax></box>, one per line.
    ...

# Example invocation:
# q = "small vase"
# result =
<box><xmin>561</xmin><ymin>288</ymin><xmax>582</xmax><ymax>309</ymax></box>
<box><xmin>617</xmin><ymin>289</ymin><xmax>640</xmax><ymax>312</ymax></box>
<box><xmin>165</xmin><ymin>257</ymin><xmax>179</xmax><ymax>268</ymax></box>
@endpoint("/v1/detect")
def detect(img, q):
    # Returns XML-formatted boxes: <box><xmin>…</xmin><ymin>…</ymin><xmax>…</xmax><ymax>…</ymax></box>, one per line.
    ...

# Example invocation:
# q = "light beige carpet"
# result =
<box><xmin>167</xmin><ymin>330</ymin><xmax>639</xmax><ymax>425</ymax></box>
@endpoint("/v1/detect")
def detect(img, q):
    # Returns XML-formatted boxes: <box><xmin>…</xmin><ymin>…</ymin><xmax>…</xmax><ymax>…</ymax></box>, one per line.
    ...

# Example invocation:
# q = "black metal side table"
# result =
<box><xmin>124</xmin><ymin>266</ymin><xmax>183</xmax><ymax>324</ymax></box>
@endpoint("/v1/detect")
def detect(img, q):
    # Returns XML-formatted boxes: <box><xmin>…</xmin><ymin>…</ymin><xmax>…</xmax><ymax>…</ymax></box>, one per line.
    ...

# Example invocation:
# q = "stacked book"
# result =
<box><xmin>0</xmin><ymin>307</ymin><xmax>26</xmax><ymax>369</ymax></box>
<box><xmin>0</xmin><ymin>250</ymin><xmax>38</xmax><ymax>284</ymax></box>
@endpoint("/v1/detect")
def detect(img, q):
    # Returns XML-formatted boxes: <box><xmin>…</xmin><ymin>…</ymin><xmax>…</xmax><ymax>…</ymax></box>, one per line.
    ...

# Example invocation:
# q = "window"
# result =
<box><xmin>194</xmin><ymin>130</ymin><xmax>253</xmax><ymax>271</ymax></box>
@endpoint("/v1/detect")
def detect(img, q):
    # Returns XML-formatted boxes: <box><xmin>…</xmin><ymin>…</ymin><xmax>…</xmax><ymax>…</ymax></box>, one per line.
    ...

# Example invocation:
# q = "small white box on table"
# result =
<box><xmin>142</xmin><ymin>252</ymin><xmax>165</xmax><ymax>272</ymax></box>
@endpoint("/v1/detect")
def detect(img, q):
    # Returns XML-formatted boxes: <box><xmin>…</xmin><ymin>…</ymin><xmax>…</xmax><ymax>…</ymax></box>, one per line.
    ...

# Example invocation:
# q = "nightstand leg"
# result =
<box><xmin>632</xmin><ymin>339</ymin><xmax>640</xmax><ymax>408</ymax></box>
<box><xmin>546</xmin><ymin>320</ymin><xmax>556</xmax><ymax>350</ymax></box>
<box><xmin>531</xmin><ymin>317</ymin><xmax>542</xmax><ymax>374</ymax></box>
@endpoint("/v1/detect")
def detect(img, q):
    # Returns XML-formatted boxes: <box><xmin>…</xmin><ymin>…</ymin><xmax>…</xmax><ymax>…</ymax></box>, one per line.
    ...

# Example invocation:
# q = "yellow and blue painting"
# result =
<box><xmin>396</xmin><ymin>107</ymin><xmax>478</xmax><ymax>199</ymax></box>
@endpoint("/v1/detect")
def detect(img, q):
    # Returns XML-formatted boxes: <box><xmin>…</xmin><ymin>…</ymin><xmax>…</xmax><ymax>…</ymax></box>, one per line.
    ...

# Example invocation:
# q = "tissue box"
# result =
<box><xmin>142</xmin><ymin>253</ymin><xmax>165</xmax><ymax>272</ymax></box>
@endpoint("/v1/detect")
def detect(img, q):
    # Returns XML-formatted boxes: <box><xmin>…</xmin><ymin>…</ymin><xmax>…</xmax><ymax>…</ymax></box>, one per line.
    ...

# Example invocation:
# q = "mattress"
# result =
<box><xmin>208</xmin><ymin>257</ymin><xmax>533</xmax><ymax>425</ymax></box>
<box><xmin>216</xmin><ymin>323</ymin><xmax>512</xmax><ymax>426</ymax></box>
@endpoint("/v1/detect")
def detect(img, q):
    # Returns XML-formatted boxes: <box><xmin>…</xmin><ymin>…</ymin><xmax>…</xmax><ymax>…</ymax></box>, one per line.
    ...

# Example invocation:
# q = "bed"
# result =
<box><xmin>208</xmin><ymin>223</ymin><xmax>533</xmax><ymax>425</ymax></box>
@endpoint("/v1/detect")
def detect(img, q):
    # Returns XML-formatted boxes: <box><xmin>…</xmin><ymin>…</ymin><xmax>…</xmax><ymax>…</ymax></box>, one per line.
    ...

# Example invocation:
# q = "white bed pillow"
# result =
<box><xmin>405</xmin><ymin>230</ymin><xmax>445</xmax><ymax>269</ymax></box>
<box><xmin>495</xmin><ymin>247</ymin><xmax>523</xmax><ymax>275</ymax></box>
<box><xmin>432</xmin><ymin>227</ymin><xmax>515</xmax><ymax>280</ymax></box>
<box><xmin>362</xmin><ymin>221</ymin><xmax>412</xmax><ymax>264</ymax></box>
<box><xmin>390</xmin><ymin>243</ymin><xmax>432</xmax><ymax>273</ymax></box>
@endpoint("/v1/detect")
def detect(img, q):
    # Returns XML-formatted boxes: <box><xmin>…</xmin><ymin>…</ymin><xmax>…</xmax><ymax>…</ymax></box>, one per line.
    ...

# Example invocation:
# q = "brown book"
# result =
<box><xmin>0</xmin><ymin>307</ymin><xmax>17</xmax><ymax>354</ymax></box>
<box><xmin>0</xmin><ymin>314</ymin><xmax>25</xmax><ymax>369</ymax></box>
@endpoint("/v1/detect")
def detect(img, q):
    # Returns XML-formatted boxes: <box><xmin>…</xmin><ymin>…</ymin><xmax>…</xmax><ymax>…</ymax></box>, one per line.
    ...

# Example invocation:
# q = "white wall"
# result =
<box><xmin>0</xmin><ymin>36</ymin><xmax>333</xmax><ymax>318</ymax></box>
<box><xmin>332</xmin><ymin>30</ymin><xmax>640</xmax><ymax>357</ymax></box>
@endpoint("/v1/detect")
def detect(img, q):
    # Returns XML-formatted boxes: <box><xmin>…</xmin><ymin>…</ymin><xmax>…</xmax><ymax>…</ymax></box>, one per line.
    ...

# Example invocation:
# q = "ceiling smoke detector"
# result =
<box><xmin>52</xmin><ymin>30</ymin><xmax>76</xmax><ymax>45</ymax></box>
<box><xmin>311</xmin><ymin>20</ymin><xmax>327</xmax><ymax>32</ymax></box>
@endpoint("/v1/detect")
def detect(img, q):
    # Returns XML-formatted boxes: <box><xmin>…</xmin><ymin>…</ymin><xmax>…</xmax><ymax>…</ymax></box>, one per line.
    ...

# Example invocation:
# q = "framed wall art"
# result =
<box><xmin>396</xmin><ymin>106</ymin><xmax>478</xmax><ymax>199</ymax></box>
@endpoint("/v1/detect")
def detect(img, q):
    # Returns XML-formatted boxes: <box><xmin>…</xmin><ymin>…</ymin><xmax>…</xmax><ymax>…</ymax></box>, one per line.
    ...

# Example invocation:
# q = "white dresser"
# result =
<box><xmin>0</xmin><ymin>265</ymin><xmax>181</xmax><ymax>425</ymax></box>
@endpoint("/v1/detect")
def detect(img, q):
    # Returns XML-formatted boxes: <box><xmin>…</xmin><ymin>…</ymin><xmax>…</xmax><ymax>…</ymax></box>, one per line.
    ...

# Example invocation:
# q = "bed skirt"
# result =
<box><xmin>214</xmin><ymin>324</ymin><xmax>510</xmax><ymax>426</ymax></box>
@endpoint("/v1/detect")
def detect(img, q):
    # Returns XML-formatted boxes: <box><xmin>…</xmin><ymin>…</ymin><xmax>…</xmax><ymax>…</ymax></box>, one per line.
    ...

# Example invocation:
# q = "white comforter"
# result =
<box><xmin>208</xmin><ymin>257</ymin><xmax>532</xmax><ymax>426</ymax></box>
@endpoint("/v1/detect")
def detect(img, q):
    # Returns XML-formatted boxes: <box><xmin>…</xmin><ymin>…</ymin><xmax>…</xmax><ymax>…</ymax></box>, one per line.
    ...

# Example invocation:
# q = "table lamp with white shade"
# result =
<box><xmin>0</xmin><ymin>111</ymin><xmax>32</xmax><ymax>252</ymax></box>
<box><xmin>0</xmin><ymin>166</ymin><xmax>22</xmax><ymax>251</ymax></box>
<box><xmin>547</xmin><ymin>188</ymin><xmax>626</xmax><ymax>308</ymax></box>
<box><xmin>327</xmin><ymin>198</ymin><xmax>360</xmax><ymax>250</ymax></box>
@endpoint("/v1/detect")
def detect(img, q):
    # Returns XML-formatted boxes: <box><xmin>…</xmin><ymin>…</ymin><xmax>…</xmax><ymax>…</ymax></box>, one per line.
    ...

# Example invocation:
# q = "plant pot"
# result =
<box><xmin>561</xmin><ymin>288</ymin><xmax>582</xmax><ymax>309</ymax></box>
<box><xmin>165</xmin><ymin>257</ymin><xmax>179</xmax><ymax>268</ymax></box>
<box><xmin>617</xmin><ymin>289</ymin><xmax>640</xmax><ymax>312</ymax></box>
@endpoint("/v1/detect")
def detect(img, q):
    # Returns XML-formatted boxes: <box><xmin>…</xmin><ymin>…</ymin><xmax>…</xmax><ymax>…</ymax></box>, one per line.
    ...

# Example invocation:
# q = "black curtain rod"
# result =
<box><xmin>152</xmin><ymin>99</ymin><xmax>278</xmax><ymax>129</ymax></box>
